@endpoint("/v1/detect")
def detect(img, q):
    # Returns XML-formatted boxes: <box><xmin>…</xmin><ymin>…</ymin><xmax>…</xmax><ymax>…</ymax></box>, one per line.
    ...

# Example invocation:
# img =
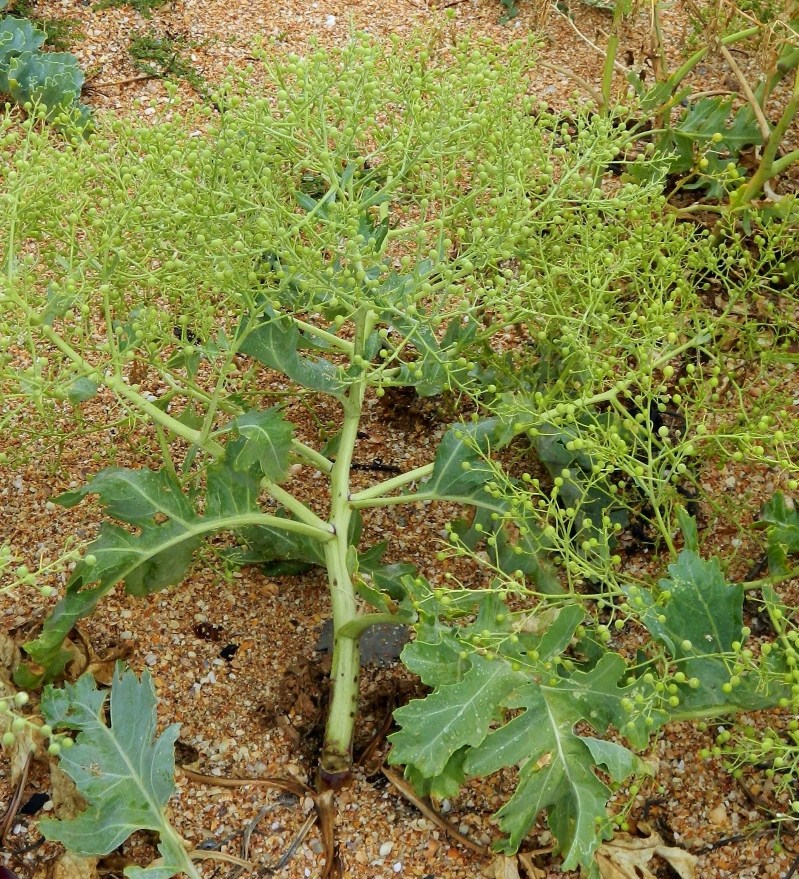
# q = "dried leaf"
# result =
<box><xmin>2</xmin><ymin>711</ymin><xmax>37</xmax><ymax>786</ymax></box>
<box><xmin>517</xmin><ymin>853</ymin><xmax>546</xmax><ymax>879</ymax></box>
<box><xmin>595</xmin><ymin>831</ymin><xmax>697</xmax><ymax>879</ymax></box>
<box><xmin>52</xmin><ymin>852</ymin><xmax>99</xmax><ymax>879</ymax></box>
<box><xmin>485</xmin><ymin>854</ymin><xmax>521</xmax><ymax>878</ymax></box>
<box><xmin>0</xmin><ymin>631</ymin><xmax>21</xmax><ymax>675</ymax></box>
<box><xmin>85</xmin><ymin>644</ymin><xmax>133</xmax><ymax>687</ymax></box>
<box><xmin>50</xmin><ymin>764</ymin><xmax>88</xmax><ymax>820</ymax></box>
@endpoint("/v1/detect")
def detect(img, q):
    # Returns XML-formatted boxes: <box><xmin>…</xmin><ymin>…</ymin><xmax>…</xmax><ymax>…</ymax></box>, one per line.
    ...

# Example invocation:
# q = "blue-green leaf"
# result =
<box><xmin>0</xmin><ymin>17</ymin><xmax>46</xmax><ymax>92</ymax></box>
<box><xmin>222</xmin><ymin>408</ymin><xmax>294</xmax><ymax>483</ymax></box>
<box><xmin>464</xmin><ymin>655</ymin><xmax>654</xmax><ymax>867</ymax></box>
<box><xmin>25</xmin><ymin>462</ymin><xmax>267</xmax><ymax>678</ymax></box>
<box><xmin>40</xmin><ymin>666</ymin><xmax>193</xmax><ymax>879</ymax></box>
<box><xmin>7</xmin><ymin>50</ymin><xmax>87</xmax><ymax>122</ymax></box>
<box><xmin>389</xmin><ymin>654</ymin><xmax>525</xmax><ymax>776</ymax></box>
<box><xmin>759</xmin><ymin>491</ymin><xmax>799</xmax><ymax>575</ymax></box>
<box><xmin>238</xmin><ymin>304</ymin><xmax>347</xmax><ymax>398</ymax></box>
<box><xmin>66</xmin><ymin>377</ymin><xmax>99</xmax><ymax>404</ymax></box>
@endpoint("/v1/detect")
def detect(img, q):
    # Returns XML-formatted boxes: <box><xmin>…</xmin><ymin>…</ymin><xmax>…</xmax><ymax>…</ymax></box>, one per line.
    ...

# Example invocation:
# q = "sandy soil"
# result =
<box><xmin>2</xmin><ymin>1</ymin><xmax>799</xmax><ymax>878</ymax></box>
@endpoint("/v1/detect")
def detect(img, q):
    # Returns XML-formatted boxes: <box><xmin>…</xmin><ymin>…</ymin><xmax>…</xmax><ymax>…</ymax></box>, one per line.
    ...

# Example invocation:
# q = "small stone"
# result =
<box><xmin>379</xmin><ymin>842</ymin><xmax>393</xmax><ymax>858</ymax></box>
<box><xmin>709</xmin><ymin>803</ymin><xmax>728</xmax><ymax>825</ymax></box>
<box><xmin>325</xmin><ymin>14</ymin><xmax>336</xmax><ymax>27</ymax></box>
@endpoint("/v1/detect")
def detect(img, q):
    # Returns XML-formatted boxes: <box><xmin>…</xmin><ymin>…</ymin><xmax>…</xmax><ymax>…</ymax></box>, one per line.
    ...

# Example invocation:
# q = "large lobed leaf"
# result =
<box><xmin>40</xmin><ymin>666</ymin><xmax>193</xmax><ymax>879</ymax></box>
<box><xmin>389</xmin><ymin>654</ymin><xmax>526</xmax><ymax>777</ymax></box>
<box><xmin>24</xmin><ymin>415</ymin><xmax>301</xmax><ymax>678</ymax></box>
<box><xmin>390</xmin><ymin>641</ymin><xmax>652</xmax><ymax>873</ymax></box>
<box><xmin>465</xmin><ymin>656</ymin><xmax>648</xmax><ymax>868</ymax></box>
<box><xmin>630</xmin><ymin>548</ymin><xmax>788</xmax><ymax>711</ymax></box>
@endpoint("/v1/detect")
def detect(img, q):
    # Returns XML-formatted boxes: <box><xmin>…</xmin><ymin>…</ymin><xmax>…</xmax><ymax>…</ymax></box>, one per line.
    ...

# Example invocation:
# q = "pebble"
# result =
<box><xmin>379</xmin><ymin>841</ymin><xmax>393</xmax><ymax>858</ymax></box>
<box><xmin>709</xmin><ymin>803</ymin><xmax>728</xmax><ymax>825</ymax></box>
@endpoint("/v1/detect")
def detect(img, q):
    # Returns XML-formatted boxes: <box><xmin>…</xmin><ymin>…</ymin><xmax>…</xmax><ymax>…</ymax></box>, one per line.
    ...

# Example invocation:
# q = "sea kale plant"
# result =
<box><xmin>1</xmin><ymin>32</ymin><xmax>799</xmax><ymax>876</ymax></box>
<box><xmin>0</xmin><ymin>3</ymin><xmax>90</xmax><ymax>128</ymax></box>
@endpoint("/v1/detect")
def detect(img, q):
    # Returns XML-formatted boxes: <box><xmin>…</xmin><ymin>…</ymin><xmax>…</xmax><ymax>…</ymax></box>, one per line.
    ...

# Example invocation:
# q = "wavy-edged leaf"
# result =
<box><xmin>389</xmin><ymin>654</ymin><xmax>525</xmax><ymax>777</ymax></box>
<box><xmin>7</xmin><ymin>50</ymin><xmax>85</xmax><ymax>120</ymax></box>
<box><xmin>355</xmin><ymin>541</ymin><xmax>416</xmax><ymax>606</ymax></box>
<box><xmin>464</xmin><ymin>655</ymin><xmax>653</xmax><ymax>868</ymax></box>
<box><xmin>229</xmin><ymin>513</ymin><xmax>327</xmax><ymax>569</ymax></box>
<box><xmin>228</xmin><ymin>504</ymin><xmax>361</xmax><ymax>571</ymax></box>
<box><xmin>238</xmin><ymin>302</ymin><xmax>347</xmax><ymax>398</ymax></box>
<box><xmin>222</xmin><ymin>408</ymin><xmax>294</xmax><ymax>483</ymax></box>
<box><xmin>54</xmin><ymin>468</ymin><xmax>195</xmax><ymax>526</ymax></box>
<box><xmin>0</xmin><ymin>17</ymin><xmax>46</xmax><ymax>92</ymax></box>
<box><xmin>415</xmin><ymin>419</ymin><xmax>506</xmax><ymax>500</ymax></box>
<box><xmin>640</xmin><ymin>550</ymin><xmax>740</xmax><ymax>705</ymax></box>
<box><xmin>40</xmin><ymin>666</ymin><xmax>194</xmax><ymax>879</ymax></box>
<box><xmin>403</xmin><ymin>748</ymin><xmax>468</xmax><ymax>801</ymax></box>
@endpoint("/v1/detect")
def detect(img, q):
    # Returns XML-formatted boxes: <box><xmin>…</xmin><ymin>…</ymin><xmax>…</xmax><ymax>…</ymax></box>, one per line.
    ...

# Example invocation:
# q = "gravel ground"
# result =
<box><xmin>1</xmin><ymin>1</ymin><xmax>798</xmax><ymax>877</ymax></box>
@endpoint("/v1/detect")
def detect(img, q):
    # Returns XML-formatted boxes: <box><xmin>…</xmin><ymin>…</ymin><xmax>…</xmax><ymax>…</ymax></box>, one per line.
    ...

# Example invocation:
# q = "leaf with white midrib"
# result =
<box><xmin>26</xmin><ymin>459</ymin><xmax>278</xmax><ymax>678</ymax></box>
<box><xmin>40</xmin><ymin>667</ymin><xmax>190</xmax><ymax>879</ymax></box>
<box><xmin>223</xmin><ymin>408</ymin><xmax>294</xmax><ymax>484</ymax></box>
<box><xmin>389</xmin><ymin>654</ymin><xmax>525</xmax><ymax>776</ymax></box>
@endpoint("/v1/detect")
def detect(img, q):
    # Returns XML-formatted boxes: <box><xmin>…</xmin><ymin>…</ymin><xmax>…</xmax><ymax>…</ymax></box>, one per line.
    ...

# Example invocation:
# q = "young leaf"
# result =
<box><xmin>65</xmin><ymin>377</ymin><xmax>99</xmax><ymax>404</ymax></box>
<box><xmin>222</xmin><ymin>407</ymin><xmax>294</xmax><ymax>483</ymax></box>
<box><xmin>39</xmin><ymin>666</ymin><xmax>195</xmax><ymax>879</ymax></box>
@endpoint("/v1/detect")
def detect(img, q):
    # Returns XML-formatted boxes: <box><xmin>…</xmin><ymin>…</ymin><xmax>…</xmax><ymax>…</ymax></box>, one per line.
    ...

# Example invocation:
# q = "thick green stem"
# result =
<box><xmin>319</xmin><ymin>308</ymin><xmax>377</xmax><ymax>787</ymax></box>
<box><xmin>771</xmin><ymin>148</ymin><xmax>799</xmax><ymax>177</ymax></box>
<box><xmin>262</xmin><ymin>480</ymin><xmax>331</xmax><ymax>532</ymax></box>
<box><xmin>291</xmin><ymin>438</ymin><xmax>334</xmax><ymax>474</ymax></box>
<box><xmin>741</xmin><ymin>564</ymin><xmax>799</xmax><ymax>592</ymax></box>
<box><xmin>733</xmin><ymin>65</ymin><xmax>799</xmax><ymax>209</ymax></box>
<box><xmin>349</xmin><ymin>463</ymin><xmax>434</xmax><ymax>504</ymax></box>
